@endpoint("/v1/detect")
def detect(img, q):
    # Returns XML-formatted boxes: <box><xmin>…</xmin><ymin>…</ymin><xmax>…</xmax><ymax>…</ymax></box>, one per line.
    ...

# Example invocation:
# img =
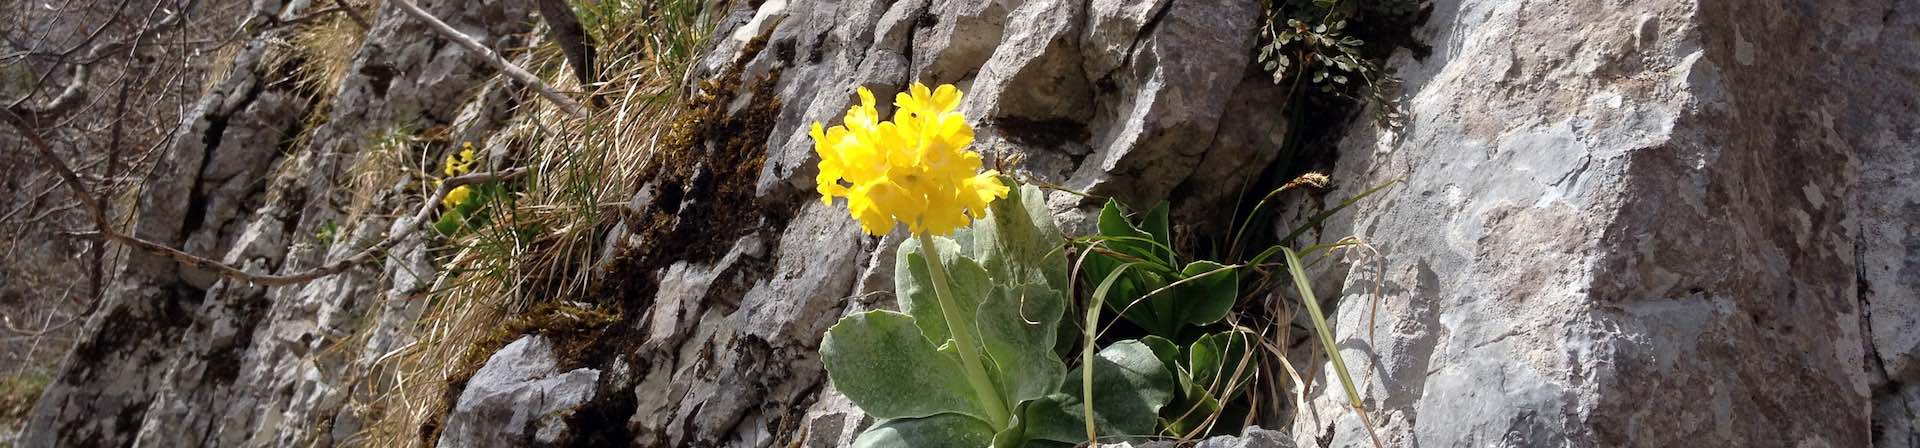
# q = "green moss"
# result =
<box><xmin>596</xmin><ymin>34</ymin><xmax>786</xmax><ymax>313</ymax></box>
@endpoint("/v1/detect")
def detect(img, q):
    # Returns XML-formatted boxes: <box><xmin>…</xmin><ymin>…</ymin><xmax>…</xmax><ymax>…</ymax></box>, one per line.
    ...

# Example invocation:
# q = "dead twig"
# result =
<box><xmin>4</xmin><ymin>0</ymin><xmax>201</xmax><ymax>124</ymax></box>
<box><xmin>5</xmin><ymin>109</ymin><xmax>529</xmax><ymax>288</ymax></box>
<box><xmin>389</xmin><ymin>0</ymin><xmax>590</xmax><ymax>118</ymax></box>
<box><xmin>331</xmin><ymin>0</ymin><xmax>373</xmax><ymax>30</ymax></box>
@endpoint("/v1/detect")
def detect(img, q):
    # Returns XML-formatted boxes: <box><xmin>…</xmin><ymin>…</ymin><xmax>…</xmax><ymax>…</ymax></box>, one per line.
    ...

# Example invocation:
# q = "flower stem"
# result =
<box><xmin>916</xmin><ymin>232</ymin><xmax>1012</xmax><ymax>430</ymax></box>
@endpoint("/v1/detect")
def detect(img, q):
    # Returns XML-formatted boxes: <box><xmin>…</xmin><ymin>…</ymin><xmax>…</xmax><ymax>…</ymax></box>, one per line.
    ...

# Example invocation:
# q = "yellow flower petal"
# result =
<box><xmin>809</xmin><ymin>84</ymin><xmax>1002</xmax><ymax>236</ymax></box>
<box><xmin>442</xmin><ymin>185</ymin><xmax>473</xmax><ymax>209</ymax></box>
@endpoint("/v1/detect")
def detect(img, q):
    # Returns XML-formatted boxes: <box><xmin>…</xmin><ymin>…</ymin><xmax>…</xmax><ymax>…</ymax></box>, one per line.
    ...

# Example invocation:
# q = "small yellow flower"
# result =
<box><xmin>442</xmin><ymin>185</ymin><xmax>472</xmax><ymax>210</ymax></box>
<box><xmin>812</xmin><ymin>83</ymin><xmax>1009</xmax><ymax>236</ymax></box>
<box><xmin>443</xmin><ymin>143</ymin><xmax>478</xmax><ymax>176</ymax></box>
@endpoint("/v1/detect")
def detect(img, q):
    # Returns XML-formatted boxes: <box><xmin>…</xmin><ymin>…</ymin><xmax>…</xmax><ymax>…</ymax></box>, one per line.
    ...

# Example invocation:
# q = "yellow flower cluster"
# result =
<box><xmin>441</xmin><ymin>143</ymin><xmax>478</xmax><ymax>209</ymax></box>
<box><xmin>811</xmin><ymin>83</ymin><xmax>1009</xmax><ymax>236</ymax></box>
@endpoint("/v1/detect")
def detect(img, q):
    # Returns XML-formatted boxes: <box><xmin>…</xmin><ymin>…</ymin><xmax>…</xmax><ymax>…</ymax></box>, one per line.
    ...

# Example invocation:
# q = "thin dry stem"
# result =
<box><xmin>389</xmin><ymin>0</ymin><xmax>589</xmax><ymax>118</ymax></box>
<box><xmin>8</xmin><ymin>108</ymin><xmax>526</xmax><ymax>287</ymax></box>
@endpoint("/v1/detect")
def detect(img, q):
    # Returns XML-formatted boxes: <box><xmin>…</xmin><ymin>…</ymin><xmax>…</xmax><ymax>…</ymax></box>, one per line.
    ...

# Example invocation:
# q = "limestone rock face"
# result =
<box><xmin>610</xmin><ymin>0</ymin><xmax>1285</xmax><ymax>446</ymax></box>
<box><xmin>18</xmin><ymin>0</ymin><xmax>1919</xmax><ymax>445</ymax></box>
<box><xmin>1281</xmin><ymin>0</ymin><xmax>1917</xmax><ymax>446</ymax></box>
<box><xmin>437</xmin><ymin>336</ymin><xmax>600</xmax><ymax>447</ymax></box>
<box><xmin>1100</xmin><ymin>426</ymin><xmax>1296</xmax><ymax>448</ymax></box>
<box><xmin>20</xmin><ymin>0</ymin><xmax>536</xmax><ymax>444</ymax></box>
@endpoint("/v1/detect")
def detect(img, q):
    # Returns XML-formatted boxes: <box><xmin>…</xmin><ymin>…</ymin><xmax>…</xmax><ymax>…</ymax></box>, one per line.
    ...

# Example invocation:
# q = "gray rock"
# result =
<box><xmin>1101</xmin><ymin>426</ymin><xmax>1296</xmax><ymax>448</ymax></box>
<box><xmin>1065</xmin><ymin>0</ymin><xmax>1260</xmax><ymax>209</ymax></box>
<box><xmin>22</xmin><ymin>0</ymin><xmax>539</xmax><ymax>443</ymax></box>
<box><xmin>913</xmin><ymin>0</ymin><xmax>1013</xmax><ymax>83</ymax></box>
<box><xmin>962</xmin><ymin>0</ymin><xmax>1093</xmax><ymax>124</ymax></box>
<box><xmin>1876</xmin><ymin>382</ymin><xmax>1920</xmax><ymax>448</ymax></box>
<box><xmin>1193</xmin><ymin>427</ymin><xmax>1297</xmax><ymax>448</ymax></box>
<box><xmin>437</xmin><ymin>336</ymin><xmax>600</xmax><ymax>447</ymax></box>
<box><xmin>1283</xmin><ymin>0</ymin><xmax>1911</xmax><ymax>446</ymax></box>
<box><xmin>28</xmin><ymin>0</ymin><xmax>1919</xmax><ymax>445</ymax></box>
<box><xmin>1081</xmin><ymin>0</ymin><xmax>1170</xmax><ymax>81</ymax></box>
<box><xmin>795</xmin><ymin>384</ymin><xmax>872</xmax><ymax>448</ymax></box>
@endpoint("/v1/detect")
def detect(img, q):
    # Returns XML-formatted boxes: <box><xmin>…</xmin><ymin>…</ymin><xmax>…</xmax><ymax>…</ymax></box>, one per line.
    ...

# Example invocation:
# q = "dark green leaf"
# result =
<box><xmin>434</xmin><ymin>210</ymin><xmax>466</xmax><ymax>236</ymax></box>
<box><xmin>1096</xmin><ymin>200</ymin><xmax>1159</xmax><ymax>262</ymax></box>
<box><xmin>1173</xmin><ymin>261</ymin><xmax>1239</xmax><ymax>327</ymax></box>
<box><xmin>1023</xmin><ymin>340</ymin><xmax>1175</xmax><ymax>444</ymax></box>
<box><xmin>1188</xmin><ymin>331</ymin><xmax>1256</xmax><ymax>403</ymax></box>
<box><xmin>1142</xmin><ymin>202</ymin><xmax>1172</xmax><ymax>265</ymax></box>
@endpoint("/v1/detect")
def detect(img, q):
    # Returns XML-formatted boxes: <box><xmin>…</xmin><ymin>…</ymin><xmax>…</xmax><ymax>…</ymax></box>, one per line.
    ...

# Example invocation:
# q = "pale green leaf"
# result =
<box><xmin>821</xmin><ymin>311</ymin><xmax>983</xmax><ymax>421</ymax></box>
<box><xmin>1138</xmin><ymin>335</ymin><xmax>1190</xmax><ymax>401</ymax></box>
<box><xmin>896</xmin><ymin>236</ymin><xmax>990</xmax><ymax>346</ymax></box>
<box><xmin>973</xmin><ymin>182</ymin><xmax>1069</xmax><ymax>294</ymax></box>
<box><xmin>976</xmin><ymin>283</ymin><xmax>1067</xmax><ymax>406</ymax></box>
<box><xmin>852</xmin><ymin>414</ymin><xmax>996</xmax><ymax>448</ymax></box>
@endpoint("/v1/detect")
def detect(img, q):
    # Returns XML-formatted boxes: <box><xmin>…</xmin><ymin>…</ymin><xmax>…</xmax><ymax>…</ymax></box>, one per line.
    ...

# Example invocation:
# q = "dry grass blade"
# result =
<box><xmin>7</xmin><ymin>108</ymin><xmax>525</xmax><ymax>287</ymax></box>
<box><xmin>350</xmin><ymin>1</ymin><xmax>718</xmax><ymax>443</ymax></box>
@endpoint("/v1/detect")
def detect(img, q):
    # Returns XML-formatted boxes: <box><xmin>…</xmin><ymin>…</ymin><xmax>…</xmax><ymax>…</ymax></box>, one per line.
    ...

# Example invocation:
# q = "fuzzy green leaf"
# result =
<box><xmin>976</xmin><ymin>283</ymin><xmax>1068</xmax><ymax>407</ymax></box>
<box><xmin>821</xmin><ymin>311</ymin><xmax>983</xmax><ymax>421</ymax></box>
<box><xmin>897</xmin><ymin>236</ymin><xmax>990</xmax><ymax>347</ymax></box>
<box><xmin>973</xmin><ymin>181</ymin><xmax>1070</xmax><ymax>295</ymax></box>
<box><xmin>852</xmin><ymin>414</ymin><xmax>996</xmax><ymax>448</ymax></box>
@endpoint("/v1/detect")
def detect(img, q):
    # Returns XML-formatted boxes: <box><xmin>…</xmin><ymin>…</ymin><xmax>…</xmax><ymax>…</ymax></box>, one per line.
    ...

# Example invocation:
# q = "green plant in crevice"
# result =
<box><xmin>434</xmin><ymin>142</ymin><xmax>513</xmax><ymax>236</ymax></box>
<box><xmin>1081</xmin><ymin>200</ymin><xmax>1240</xmax><ymax>342</ymax></box>
<box><xmin>1257</xmin><ymin>0</ymin><xmax>1423</xmax><ymax>126</ymax></box>
<box><xmin>815</xmin><ymin>84</ymin><xmax>1175</xmax><ymax>447</ymax></box>
<box><xmin>1076</xmin><ymin>175</ymin><xmax>1400</xmax><ymax>441</ymax></box>
<box><xmin>1226</xmin><ymin>176</ymin><xmax>1399</xmax><ymax>448</ymax></box>
<box><xmin>313</xmin><ymin>220</ymin><xmax>340</xmax><ymax>244</ymax></box>
<box><xmin>1141</xmin><ymin>330</ymin><xmax>1257</xmax><ymax>437</ymax></box>
<box><xmin>1075</xmin><ymin>200</ymin><xmax>1257</xmax><ymax>439</ymax></box>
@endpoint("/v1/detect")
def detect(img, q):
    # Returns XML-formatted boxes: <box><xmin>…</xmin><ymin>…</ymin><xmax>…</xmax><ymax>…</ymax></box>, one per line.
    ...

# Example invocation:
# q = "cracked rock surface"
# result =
<box><xmin>1281</xmin><ymin>0</ymin><xmax>1918</xmax><ymax>446</ymax></box>
<box><xmin>21</xmin><ymin>0</ymin><xmax>536</xmax><ymax>444</ymax></box>
<box><xmin>19</xmin><ymin>0</ymin><xmax>1920</xmax><ymax>446</ymax></box>
<box><xmin>437</xmin><ymin>336</ymin><xmax>600</xmax><ymax>447</ymax></box>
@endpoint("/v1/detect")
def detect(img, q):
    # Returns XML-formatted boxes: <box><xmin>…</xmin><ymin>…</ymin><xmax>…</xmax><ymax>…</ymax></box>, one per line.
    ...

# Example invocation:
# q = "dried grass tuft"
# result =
<box><xmin>290</xmin><ymin>8</ymin><xmax>369</xmax><ymax>99</ymax></box>
<box><xmin>347</xmin><ymin>1</ymin><xmax>718</xmax><ymax>445</ymax></box>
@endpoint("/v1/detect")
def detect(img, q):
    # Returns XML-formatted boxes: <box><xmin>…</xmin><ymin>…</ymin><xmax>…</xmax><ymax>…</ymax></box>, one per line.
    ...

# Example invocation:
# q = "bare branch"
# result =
<box><xmin>5</xmin><ymin>0</ymin><xmax>201</xmax><ymax>124</ymax></box>
<box><xmin>8</xmin><ymin>64</ymin><xmax>90</xmax><ymax>125</ymax></box>
<box><xmin>534</xmin><ymin>0</ymin><xmax>595</xmax><ymax>87</ymax></box>
<box><xmin>390</xmin><ymin>0</ymin><xmax>591</xmax><ymax>118</ymax></box>
<box><xmin>5</xmin><ymin>109</ymin><xmax>530</xmax><ymax>288</ymax></box>
<box><xmin>331</xmin><ymin>0</ymin><xmax>372</xmax><ymax>31</ymax></box>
